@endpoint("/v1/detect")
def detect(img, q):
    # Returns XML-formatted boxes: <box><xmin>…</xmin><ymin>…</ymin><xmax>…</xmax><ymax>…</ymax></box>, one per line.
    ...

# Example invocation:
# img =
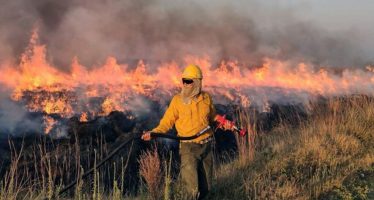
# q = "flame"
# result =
<box><xmin>43</xmin><ymin>115</ymin><xmax>57</xmax><ymax>134</ymax></box>
<box><xmin>79</xmin><ymin>112</ymin><xmax>88</xmax><ymax>122</ymax></box>
<box><xmin>1</xmin><ymin>30</ymin><xmax>374</xmax><ymax>134</ymax></box>
<box><xmin>101</xmin><ymin>96</ymin><xmax>124</xmax><ymax>116</ymax></box>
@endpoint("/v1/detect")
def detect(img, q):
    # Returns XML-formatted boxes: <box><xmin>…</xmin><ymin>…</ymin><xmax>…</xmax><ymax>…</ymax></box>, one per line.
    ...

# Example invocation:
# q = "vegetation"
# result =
<box><xmin>209</xmin><ymin>96</ymin><xmax>374</xmax><ymax>200</ymax></box>
<box><xmin>0</xmin><ymin>96</ymin><xmax>373</xmax><ymax>199</ymax></box>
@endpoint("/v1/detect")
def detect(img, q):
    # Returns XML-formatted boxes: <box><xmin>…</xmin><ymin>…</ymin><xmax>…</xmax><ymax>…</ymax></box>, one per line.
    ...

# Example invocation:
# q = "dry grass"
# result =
<box><xmin>235</xmin><ymin>108</ymin><xmax>257</xmax><ymax>166</ymax></box>
<box><xmin>1</xmin><ymin>96</ymin><xmax>373</xmax><ymax>199</ymax></box>
<box><xmin>209</xmin><ymin>96</ymin><xmax>374</xmax><ymax>199</ymax></box>
<box><xmin>0</xmin><ymin>129</ymin><xmax>133</xmax><ymax>200</ymax></box>
<box><xmin>138</xmin><ymin>147</ymin><xmax>163</xmax><ymax>200</ymax></box>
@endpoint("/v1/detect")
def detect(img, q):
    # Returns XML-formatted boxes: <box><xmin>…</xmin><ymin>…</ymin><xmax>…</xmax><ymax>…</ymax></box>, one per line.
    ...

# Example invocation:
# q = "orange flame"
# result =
<box><xmin>1</xmin><ymin>30</ymin><xmax>374</xmax><ymax>129</ymax></box>
<box><xmin>79</xmin><ymin>112</ymin><xmax>88</xmax><ymax>122</ymax></box>
<box><xmin>43</xmin><ymin>115</ymin><xmax>57</xmax><ymax>134</ymax></box>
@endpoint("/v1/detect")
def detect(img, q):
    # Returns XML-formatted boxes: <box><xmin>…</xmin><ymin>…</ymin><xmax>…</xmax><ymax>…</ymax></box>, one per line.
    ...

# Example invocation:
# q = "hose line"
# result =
<box><xmin>56</xmin><ymin>126</ymin><xmax>211</xmax><ymax>198</ymax></box>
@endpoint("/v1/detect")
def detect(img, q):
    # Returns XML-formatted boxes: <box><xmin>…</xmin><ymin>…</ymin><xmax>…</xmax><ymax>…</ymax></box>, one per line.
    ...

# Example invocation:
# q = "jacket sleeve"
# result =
<box><xmin>151</xmin><ymin>96</ymin><xmax>179</xmax><ymax>134</ymax></box>
<box><xmin>208</xmin><ymin>94</ymin><xmax>217</xmax><ymax>124</ymax></box>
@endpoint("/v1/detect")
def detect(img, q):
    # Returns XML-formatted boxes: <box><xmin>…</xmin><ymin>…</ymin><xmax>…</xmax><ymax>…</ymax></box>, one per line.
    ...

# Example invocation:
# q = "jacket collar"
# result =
<box><xmin>194</xmin><ymin>92</ymin><xmax>206</xmax><ymax>103</ymax></box>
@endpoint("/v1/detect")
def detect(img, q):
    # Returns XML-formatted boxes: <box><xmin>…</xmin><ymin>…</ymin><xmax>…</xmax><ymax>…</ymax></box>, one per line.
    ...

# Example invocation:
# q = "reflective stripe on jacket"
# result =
<box><xmin>151</xmin><ymin>91</ymin><xmax>216</xmax><ymax>143</ymax></box>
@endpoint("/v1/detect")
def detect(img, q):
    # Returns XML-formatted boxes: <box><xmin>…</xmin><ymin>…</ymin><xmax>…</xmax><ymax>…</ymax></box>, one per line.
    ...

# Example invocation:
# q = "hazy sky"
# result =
<box><xmin>263</xmin><ymin>0</ymin><xmax>374</xmax><ymax>31</ymax></box>
<box><xmin>251</xmin><ymin>0</ymin><xmax>374</xmax><ymax>62</ymax></box>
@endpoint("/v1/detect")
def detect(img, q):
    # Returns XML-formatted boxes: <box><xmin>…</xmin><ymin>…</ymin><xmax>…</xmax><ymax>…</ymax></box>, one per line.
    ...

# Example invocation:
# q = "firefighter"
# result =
<box><xmin>142</xmin><ymin>64</ymin><xmax>218</xmax><ymax>199</ymax></box>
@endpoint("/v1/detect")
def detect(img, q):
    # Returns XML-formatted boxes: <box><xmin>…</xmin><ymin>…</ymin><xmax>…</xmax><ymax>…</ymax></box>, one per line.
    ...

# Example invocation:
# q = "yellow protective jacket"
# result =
<box><xmin>152</xmin><ymin>91</ymin><xmax>216</xmax><ymax>143</ymax></box>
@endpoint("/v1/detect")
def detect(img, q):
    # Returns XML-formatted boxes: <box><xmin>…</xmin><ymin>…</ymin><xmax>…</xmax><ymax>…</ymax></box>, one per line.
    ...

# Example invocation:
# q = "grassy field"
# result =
<box><xmin>208</xmin><ymin>96</ymin><xmax>374</xmax><ymax>200</ymax></box>
<box><xmin>1</xmin><ymin>96</ymin><xmax>373</xmax><ymax>200</ymax></box>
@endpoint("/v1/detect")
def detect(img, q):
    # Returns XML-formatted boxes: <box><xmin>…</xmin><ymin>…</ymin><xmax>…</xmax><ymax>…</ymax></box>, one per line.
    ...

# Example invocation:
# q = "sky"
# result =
<box><xmin>276</xmin><ymin>0</ymin><xmax>374</xmax><ymax>31</ymax></box>
<box><xmin>251</xmin><ymin>0</ymin><xmax>374</xmax><ymax>63</ymax></box>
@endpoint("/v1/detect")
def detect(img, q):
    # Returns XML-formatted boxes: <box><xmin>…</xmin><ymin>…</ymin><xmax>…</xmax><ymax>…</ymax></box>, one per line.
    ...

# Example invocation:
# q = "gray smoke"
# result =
<box><xmin>0</xmin><ymin>0</ymin><xmax>372</xmax><ymax>70</ymax></box>
<box><xmin>0</xmin><ymin>89</ymin><xmax>41</xmax><ymax>134</ymax></box>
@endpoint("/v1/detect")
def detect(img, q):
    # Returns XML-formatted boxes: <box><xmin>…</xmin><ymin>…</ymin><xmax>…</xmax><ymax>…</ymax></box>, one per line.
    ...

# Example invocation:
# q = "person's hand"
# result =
<box><xmin>222</xmin><ymin>121</ymin><xmax>234</xmax><ymax>131</ymax></box>
<box><xmin>141</xmin><ymin>131</ymin><xmax>152</xmax><ymax>141</ymax></box>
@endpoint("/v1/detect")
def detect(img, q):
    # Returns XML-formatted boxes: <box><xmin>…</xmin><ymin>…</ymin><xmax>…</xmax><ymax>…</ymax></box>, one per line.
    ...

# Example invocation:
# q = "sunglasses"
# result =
<box><xmin>182</xmin><ymin>78</ymin><xmax>194</xmax><ymax>85</ymax></box>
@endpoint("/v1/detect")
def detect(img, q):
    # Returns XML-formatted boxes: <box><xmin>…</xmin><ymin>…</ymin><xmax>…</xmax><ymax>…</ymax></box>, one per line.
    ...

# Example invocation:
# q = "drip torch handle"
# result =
<box><xmin>215</xmin><ymin>114</ymin><xmax>247</xmax><ymax>136</ymax></box>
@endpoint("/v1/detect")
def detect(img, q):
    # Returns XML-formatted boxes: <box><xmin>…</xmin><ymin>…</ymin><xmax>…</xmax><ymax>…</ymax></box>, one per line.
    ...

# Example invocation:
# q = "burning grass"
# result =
<box><xmin>2</xmin><ymin>30</ymin><xmax>374</xmax><ymax>125</ymax></box>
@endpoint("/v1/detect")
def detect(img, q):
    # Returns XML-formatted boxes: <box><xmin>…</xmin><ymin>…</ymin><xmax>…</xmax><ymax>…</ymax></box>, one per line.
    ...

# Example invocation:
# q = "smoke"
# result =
<box><xmin>0</xmin><ymin>89</ymin><xmax>41</xmax><ymax>134</ymax></box>
<box><xmin>0</xmin><ymin>0</ymin><xmax>372</xmax><ymax>70</ymax></box>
